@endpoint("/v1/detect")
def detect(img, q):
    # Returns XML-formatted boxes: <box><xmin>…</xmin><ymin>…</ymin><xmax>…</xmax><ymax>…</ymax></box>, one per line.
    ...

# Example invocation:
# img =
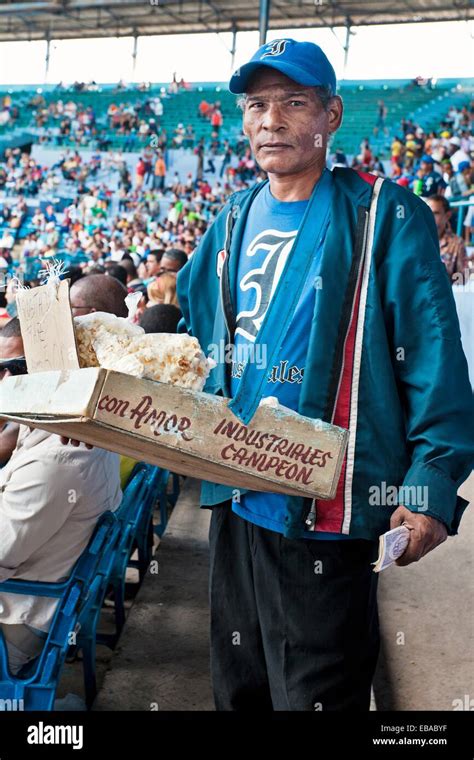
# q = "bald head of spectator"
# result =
<box><xmin>70</xmin><ymin>274</ymin><xmax>128</xmax><ymax>317</ymax></box>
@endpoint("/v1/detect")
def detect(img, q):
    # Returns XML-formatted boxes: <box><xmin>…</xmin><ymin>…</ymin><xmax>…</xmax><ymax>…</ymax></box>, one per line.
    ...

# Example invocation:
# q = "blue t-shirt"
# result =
<box><xmin>230</xmin><ymin>178</ymin><xmax>351</xmax><ymax>540</ymax></box>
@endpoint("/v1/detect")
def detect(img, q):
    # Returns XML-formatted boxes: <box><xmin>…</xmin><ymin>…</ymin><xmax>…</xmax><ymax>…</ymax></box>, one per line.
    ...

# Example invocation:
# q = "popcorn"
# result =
<box><xmin>74</xmin><ymin>312</ymin><xmax>143</xmax><ymax>368</ymax></box>
<box><xmin>74</xmin><ymin>313</ymin><xmax>214</xmax><ymax>391</ymax></box>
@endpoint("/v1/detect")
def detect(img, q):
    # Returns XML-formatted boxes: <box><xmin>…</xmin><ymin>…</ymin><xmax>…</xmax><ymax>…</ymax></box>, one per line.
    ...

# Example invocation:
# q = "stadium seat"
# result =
<box><xmin>0</xmin><ymin>510</ymin><xmax>121</xmax><ymax>710</ymax></box>
<box><xmin>126</xmin><ymin>465</ymin><xmax>175</xmax><ymax>576</ymax></box>
<box><xmin>95</xmin><ymin>463</ymin><xmax>166</xmax><ymax>648</ymax></box>
<box><xmin>0</xmin><ymin>463</ymin><xmax>175</xmax><ymax>709</ymax></box>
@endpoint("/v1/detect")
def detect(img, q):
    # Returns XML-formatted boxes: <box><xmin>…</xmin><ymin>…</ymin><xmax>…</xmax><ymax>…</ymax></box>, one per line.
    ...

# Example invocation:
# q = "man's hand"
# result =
<box><xmin>390</xmin><ymin>505</ymin><xmax>448</xmax><ymax>566</ymax></box>
<box><xmin>59</xmin><ymin>436</ymin><xmax>94</xmax><ymax>450</ymax></box>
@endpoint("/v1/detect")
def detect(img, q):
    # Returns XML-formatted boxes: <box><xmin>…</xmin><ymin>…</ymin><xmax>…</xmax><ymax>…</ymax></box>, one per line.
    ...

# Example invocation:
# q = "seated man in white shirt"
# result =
<box><xmin>0</xmin><ymin>318</ymin><xmax>122</xmax><ymax>676</ymax></box>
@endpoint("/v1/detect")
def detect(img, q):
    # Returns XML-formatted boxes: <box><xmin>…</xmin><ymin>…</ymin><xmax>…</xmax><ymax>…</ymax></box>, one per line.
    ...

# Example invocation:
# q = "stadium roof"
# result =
<box><xmin>0</xmin><ymin>0</ymin><xmax>473</xmax><ymax>42</ymax></box>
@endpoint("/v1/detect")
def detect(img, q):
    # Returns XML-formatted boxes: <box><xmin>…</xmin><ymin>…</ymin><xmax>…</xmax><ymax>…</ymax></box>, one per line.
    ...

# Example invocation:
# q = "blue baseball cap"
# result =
<box><xmin>229</xmin><ymin>38</ymin><xmax>336</xmax><ymax>95</ymax></box>
<box><xmin>421</xmin><ymin>154</ymin><xmax>434</xmax><ymax>164</ymax></box>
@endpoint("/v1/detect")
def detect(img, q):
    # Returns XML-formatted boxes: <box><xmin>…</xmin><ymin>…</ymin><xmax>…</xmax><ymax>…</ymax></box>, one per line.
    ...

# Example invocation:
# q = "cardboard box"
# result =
<box><xmin>0</xmin><ymin>280</ymin><xmax>348</xmax><ymax>500</ymax></box>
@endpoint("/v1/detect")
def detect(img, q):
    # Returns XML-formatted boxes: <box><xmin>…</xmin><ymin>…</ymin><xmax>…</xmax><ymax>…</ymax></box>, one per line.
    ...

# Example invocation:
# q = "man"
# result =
<box><xmin>153</xmin><ymin>151</ymin><xmax>166</xmax><ymax>192</ymax></box>
<box><xmin>69</xmin><ymin>273</ymin><xmax>129</xmax><ymax>318</ymax></box>
<box><xmin>210</xmin><ymin>105</ymin><xmax>223</xmax><ymax>134</ymax></box>
<box><xmin>425</xmin><ymin>194</ymin><xmax>468</xmax><ymax>279</ymax></box>
<box><xmin>448</xmin><ymin>160</ymin><xmax>472</xmax><ymax>199</ymax></box>
<box><xmin>118</xmin><ymin>257</ymin><xmax>142</xmax><ymax>289</ymax></box>
<box><xmin>139</xmin><ymin>303</ymin><xmax>181</xmax><ymax>334</ymax></box>
<box><xmin>404</xmin><ymin>133</ymin><xmax>418</xmax><ymax>161</ymax></box>
<box><xmin>373</xmin><ymin>99</ymin><xmax>388</xmax><ymax>137</ymax></box>
<box><xmin>135</xmin><ymin>157</ymin><xmax>146</xmax><ymax>189</ymax></box>
<box><xmin>104</xmin><ymin>261</ymin><xmax>128</xmax><ymax>287</ymax></box>
<box><xmin>0</xmin><ymin>319</ymin><xmax>122</xmax><ymax>675</ymax></box>
<box><xmin>144</xmin><ymin>249</ymin><xmax>164</xmax><ymax>283</ymax></box>
<box><xmin>44</xmin><ymin>204</ymin><xmax>57</xmax><ymax>224</ymax></box>
<box><xmin>142</xmin><ymin>144</ymin><xmax>154</xmax><ymax>187</ymax></box>
<box><xmin>159</xmin><ymin>248</ymin><xmax>187</xmax><ymax>275</ymax></box>
<box><xmin>447</xmin><ymin>136</ymin><xmax>470</xmax><ymax>172</ymax></box>
<box><xmin>390</xmin><ymin>135</ymin><xmax>404</xmax><ymax>169</ymax></box>
<box><xmin>410</xmin><ymin>154</ymin><xmax>446</xmax><ymax>197</ymax></box>
<box><xmin>0</xmin><ymin>229</ymin><xmax>14</xmax><ymax>251</ymax></box>
<box><xmin>177</xmin><ymin>39</ymin><xmax>474</xmax><ymax>711</ymax></box>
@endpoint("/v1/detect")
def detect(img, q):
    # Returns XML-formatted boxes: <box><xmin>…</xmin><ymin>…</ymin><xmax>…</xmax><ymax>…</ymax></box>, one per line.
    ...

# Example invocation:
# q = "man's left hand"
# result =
<box><xmin>390</xmin><ymin>505</ymin><xmax>448</xmax><ymax>566</ymax></box>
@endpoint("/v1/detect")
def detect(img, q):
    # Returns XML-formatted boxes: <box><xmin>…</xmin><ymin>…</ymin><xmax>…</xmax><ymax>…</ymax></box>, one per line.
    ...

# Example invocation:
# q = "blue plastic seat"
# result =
<box><xmin>0</xmin><ymin>456</ymin><xmax>181</xmax><ymax>708</ymax></box>
<box><xmin>97</xmin><ymin>464</ymin><xmax>167</xmax><ymax>648</ymax></box>
<box><xmin>0</xmin><ymin>511</ymin><xmax>121</xmax><ymax>710</ymax></box>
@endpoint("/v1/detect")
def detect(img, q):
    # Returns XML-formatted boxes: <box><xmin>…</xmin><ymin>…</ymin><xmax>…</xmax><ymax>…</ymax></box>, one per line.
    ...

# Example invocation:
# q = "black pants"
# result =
<box><xmin>208</xmin><ymin>501</ymin><xmax>380</xmax><ymax>711</ymax></box>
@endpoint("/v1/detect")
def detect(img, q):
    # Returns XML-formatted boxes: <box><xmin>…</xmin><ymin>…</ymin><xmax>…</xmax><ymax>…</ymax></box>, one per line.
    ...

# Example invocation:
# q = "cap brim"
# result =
<box><xmin>229</xmin><ymin>59</ymin><xmax>326</xmax><ymax>94</ymax></box>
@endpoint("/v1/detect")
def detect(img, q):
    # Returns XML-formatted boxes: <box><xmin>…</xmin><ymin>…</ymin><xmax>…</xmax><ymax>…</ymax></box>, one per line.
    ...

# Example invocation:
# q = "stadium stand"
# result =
<box><xmin>1</xmin><ymin>79</ymin><xmax>472</xmax><ymax>156</ymax></box>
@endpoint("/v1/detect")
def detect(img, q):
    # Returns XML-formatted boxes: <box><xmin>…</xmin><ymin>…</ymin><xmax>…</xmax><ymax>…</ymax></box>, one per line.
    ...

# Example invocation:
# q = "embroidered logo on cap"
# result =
<box><xmin>262</xmin><ymin>39</ymin><xmax>288</xmax><ymax>58</ymax></box>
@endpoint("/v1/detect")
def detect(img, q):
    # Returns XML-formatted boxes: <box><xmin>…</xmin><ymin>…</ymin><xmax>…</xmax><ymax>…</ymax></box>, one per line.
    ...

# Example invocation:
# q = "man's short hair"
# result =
<box><xmin>0</xmin><ymin>317</ymin><xmax>22</xmax><ymax>339</ymax></box>
<box><xmin>312</xmin><ymin>85</ymin><xmax>334</xmax><ymax>109</ymax></box>
<box><xmin>104</xmin><ymin>262</ymin><xmax>128</xmax><ymax>287</ymax></box>
<box><xmin>118</xmin><ymin>257</ymin><xmax>138</xmax><ymax>279</ymax></box>
<box><xmin>64</xmin><ymin>266</ymin><xmax>85</xmax><ymax>286</ymax></box>
<box><xmin>139</xmin><ymin>304</ymin><xmax>182</xmax><ymax>334</ymax></box>
<box><xmin>148</xmin><ymin>249</ymin><xmax>164</xmax><ymax>264</ymax></box>
<box><xmin>162</xmin><ymin>248</ymin><xmax>188</xmax><ymax>268</ymax></box>
<box><xmin>428</xmin><ymin>194</ymin><xmax>450</xmax><ymax>213</ymax></box>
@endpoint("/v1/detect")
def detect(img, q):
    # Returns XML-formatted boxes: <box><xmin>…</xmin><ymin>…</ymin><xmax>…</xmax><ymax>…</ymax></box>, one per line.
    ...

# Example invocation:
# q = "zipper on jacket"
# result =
<box><xmin>219</xmin><ymin>206</ymin><xmax>237</xmax><ymax>344</ymax></box>
<box><xmin>304</xmin><ymin>499</ymin><xmax>317</xmax><ymax>530</ymax></box>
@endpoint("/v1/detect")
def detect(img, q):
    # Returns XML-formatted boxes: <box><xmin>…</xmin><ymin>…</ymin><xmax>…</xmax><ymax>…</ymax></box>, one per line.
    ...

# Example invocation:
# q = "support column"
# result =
<box><xmin>258</xmin><ymin>0</ymin><xmax>271</xmax><ymax>46</ymax></box>
<box><xmin>230</xmin><ymin>23</ymin><xmax>237</xmax><ymax>71</ymax></box>
<box><xmin>343</xmin><ymin>19</ymin><xmax>352</xmax><ymax>79</ymax></box>
<box><xmin>132</xmin><ymin>33</ymin><xmax>138</xmax><ymax>80</ymax></box>
<box><xmin>44</xmin><ymin>34</ymin><xmax>51</xmax><ymax>83</ymax></box>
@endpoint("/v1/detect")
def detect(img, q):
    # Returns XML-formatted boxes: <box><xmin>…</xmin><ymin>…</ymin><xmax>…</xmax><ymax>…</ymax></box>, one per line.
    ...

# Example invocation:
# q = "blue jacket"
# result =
<box><xmin>177</xmin><ymin>167</ymin><xmax>474</xmax><ymax>541</ymax></box>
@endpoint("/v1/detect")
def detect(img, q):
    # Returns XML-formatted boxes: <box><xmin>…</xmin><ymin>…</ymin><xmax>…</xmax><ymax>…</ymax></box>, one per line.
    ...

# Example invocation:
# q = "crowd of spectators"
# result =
<box><xmin>0</xmin><ymin>91</ymin><xmax>472</xmax><ymax>325</ymax></box>
<box><xmin>331</xmin><ymin>99</ymin><xmax>473</xmax><ymax>271</ymax></box>
<box><xmin>0</xmin><ymin>76</ymin><xmax>219</xmax><ymax>155</ymax></box>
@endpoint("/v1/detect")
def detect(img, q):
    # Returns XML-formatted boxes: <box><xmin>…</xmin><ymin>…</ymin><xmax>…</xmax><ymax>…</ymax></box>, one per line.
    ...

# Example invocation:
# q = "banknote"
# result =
<box><xmin>372</xmin><ymin>525</ymin><xmax>411</xmax><ymax>572</ymax></box>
